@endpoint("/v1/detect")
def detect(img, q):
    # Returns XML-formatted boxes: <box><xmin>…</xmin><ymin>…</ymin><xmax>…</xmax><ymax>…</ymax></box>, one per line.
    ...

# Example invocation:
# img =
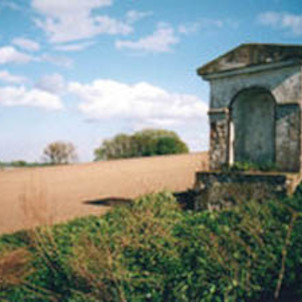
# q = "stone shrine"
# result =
<box><xmin>194</xmin><ymin>43</ymin><xmax>302</xmax><ymax>209</ymax></box>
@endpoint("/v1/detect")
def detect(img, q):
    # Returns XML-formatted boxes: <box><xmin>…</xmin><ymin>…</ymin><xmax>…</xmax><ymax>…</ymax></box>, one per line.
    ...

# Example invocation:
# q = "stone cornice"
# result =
<box><xmin>201</xmin><ymin>59</ymin><xmax>302</xmax><ymax>81</ymax></box>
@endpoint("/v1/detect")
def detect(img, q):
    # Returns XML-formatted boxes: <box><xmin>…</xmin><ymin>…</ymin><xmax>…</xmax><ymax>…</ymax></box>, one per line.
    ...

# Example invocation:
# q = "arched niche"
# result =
<box><xmin>229</xmin><ymin>87</ymin><xmax>276</xmax><ymax>165</ymax></box>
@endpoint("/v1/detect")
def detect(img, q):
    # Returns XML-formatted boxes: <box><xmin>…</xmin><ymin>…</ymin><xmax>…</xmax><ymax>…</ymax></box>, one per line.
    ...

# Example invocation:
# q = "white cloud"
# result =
<box><xmin>0</xmin><ymin>70</ymin><xmax>27</xmax><ymax>84</ymax></box>
<box><xmin>35</xmin><ymin>73</ymin><xmax>66</xmax><ymax>94</ymax></box>
<box><xmin>54</xmin><ymin>41</ymin><xmax>95</xmax><ymax>52</ymax></box>
<box><xmin>32</xmin><ymin>0</ymin><xmax>132</xmax><ymax>43</ymax></box>
<box><xmin>40</xmin><ymin>54</ymin><xmax>73</xmax><ymax>68</ymax></box>
<box><xmin>116</xmin><ymin>23</ymin><xmax>179</xmax><ymax>53</ymax></box>
<box><xmin>69</xmin><ymin>79</ymin><xmax>209</xmax><ymax>152</ymax></box>
<box><xmin>12</xmin><ymin>37</ymin><xmax>40</xmax><ymax>51</ymax></box>
<box><xmin>94</xmin><ymin>16</ymin><xmax>133</xmax><ymax>35</ymax></box>
<box><xmin>258</xmin><ymin>11</ymin><xmax>302</xmax><ymax>35</ymax></box>
<box><xmin>125</xmin><ymin>10</ymin><xmax>153</xmax><ymax>24</ymax></box>
<box><xmin>178</xmin><ymin>18</ymin><xmax>236</xmax><ymax>35</ymax></box>
<box><xmin>0</xmin><ymin>46</ymin><xmax>72</xmax><ymax>68</ymax></box>
<box><xmin>178</xmin><ymin>23</ymin><xmax>200</xmax><ymax>35</ymax></box>
<box><xmin>0</xmin><ymin>46</ymin><xmax>33</xmax><ymax>64</ymax></box>
<box><xmin>32</xmin><ymin>0</ymin><xmax>112</xmax><ymax>17</ymax></box>
<box><xmin>69</xmin><ymin>79</ymin><xmax>207</xmax><ymax>126</ymax></box>
<box><xmin>0</xmin><ymin>86</ymin><xmax>63</xmax><ymax>110</ymax></box>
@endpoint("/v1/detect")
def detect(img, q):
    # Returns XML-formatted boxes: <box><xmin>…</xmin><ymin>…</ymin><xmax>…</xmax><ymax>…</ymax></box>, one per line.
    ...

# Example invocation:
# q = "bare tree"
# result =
<box><xmin>42</xmin><ymin>141</ymin><xmax>77</xmax><ymax>164</ymax></box>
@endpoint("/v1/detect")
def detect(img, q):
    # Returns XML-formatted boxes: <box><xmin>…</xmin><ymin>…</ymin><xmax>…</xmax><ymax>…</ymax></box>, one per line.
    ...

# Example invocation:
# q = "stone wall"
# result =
<box><xmin>276</xmin><ymin>104</ymin><xmax>301</xmax><ymax>171</ymax></box>
<box><xmin>209</xmin><ymin>110</ymin><xmax>229</xmax><ymax>170</ymax></box>
<box><xmin>195</xmin><ymin>45</ymin><xmax>302</xmax><ymax>211</ymax></box>
<box><xmin>194</xmin><ymin>171</ymin><xmax>293</xmax><ymax>210</ymax></box>
<box><xmin>206</xmin><ymin>64</ymin><xmax>302</xmax><ymax>171</ymax></box>
<box><xmin>209</xmin><ymin>64</ymin><xmax>302</xmax><ymax>108</ymax></box>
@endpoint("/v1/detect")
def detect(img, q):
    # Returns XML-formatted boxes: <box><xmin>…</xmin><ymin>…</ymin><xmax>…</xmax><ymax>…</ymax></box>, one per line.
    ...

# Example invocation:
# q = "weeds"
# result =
<box><xmin>0</xmin><ymin>191</ymin><xmax>301</xmax><ymax>301</ymax></box>
<box><xmin>0</xmin><ymin>248</ymin><xmax>32</xmax><ymax>291</ymax></box>
<box><xmin>222</xmin><ymin>161</ymin><xmax>279</xmax><ymax>172</ymax></box>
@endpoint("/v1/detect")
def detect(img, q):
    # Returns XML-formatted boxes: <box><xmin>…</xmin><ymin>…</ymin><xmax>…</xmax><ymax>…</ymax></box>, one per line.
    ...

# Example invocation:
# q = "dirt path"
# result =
<box><xmin>0</xmin><ymin>152</ymin><xmax>208</xmax><ymax>235</ymax></box>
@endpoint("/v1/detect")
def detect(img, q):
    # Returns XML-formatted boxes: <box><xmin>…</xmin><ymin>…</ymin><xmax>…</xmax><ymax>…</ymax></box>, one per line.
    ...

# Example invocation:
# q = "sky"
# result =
<box><xmin>0</xmin><ymin>0</ymin><xmax>302</xmax><ymax>162</ymax></box>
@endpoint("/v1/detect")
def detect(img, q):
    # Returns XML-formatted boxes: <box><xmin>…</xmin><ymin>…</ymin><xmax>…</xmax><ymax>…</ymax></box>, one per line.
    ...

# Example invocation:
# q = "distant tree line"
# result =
<box><xmin>94</xmin><ymin>129</ymin><xmax>189</xmax><ymax>161</ymax></box>
<box><xmin>0</xmin><ymin>160</ymin><xmax>51</xmax><ymax>168</ymax></box>
<box><xmin>1</xmin><ymin>129</ymin><xmax>189</xmax><ymax>167</ymax></box>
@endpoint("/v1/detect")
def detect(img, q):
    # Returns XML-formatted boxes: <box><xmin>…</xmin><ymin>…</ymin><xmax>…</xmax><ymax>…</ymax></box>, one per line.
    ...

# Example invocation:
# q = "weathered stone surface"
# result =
<box><xmin>231</xmin><ymin>88</ymin><xmax>275</xmax><ymax>164</ymax></box>
<box><xmin>194</xmin><ymin>44</ymin><xmax>302</xmax><ymax>210</ymax></box>
<box><xmin>276</xmin><ymin>104</ymin><xmax>301</xmax><ymax>172</ymax></box>
<box><xmin>198</xmin><ymin>43</ymin><xmax>302</xmax><ymax>76</ymax></box>
<box><xmin>194</xmin><ymin>171</ymin><xmax>293</xmax><ymax>211</ymax></box>
<box><xmin>209</xmin><ymin>64</ymin><xmax>301</xmax><ymax>109</ymax></box>
<box><xmin>209</xmin><ymin>111</ymin><xmax>228</xmax><ymax>170</ymax></box>
<box><xmin>198</xmin><ymin>43</ymin><xmax>302</xmax><ymax>171</ymax></box>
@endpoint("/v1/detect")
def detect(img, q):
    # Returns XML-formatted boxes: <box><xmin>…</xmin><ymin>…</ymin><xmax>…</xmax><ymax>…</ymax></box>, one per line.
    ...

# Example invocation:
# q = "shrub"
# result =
<box><xmin>94</xmin><ymin>129</ymin><xmax>189</xmax><ymax>160</ymax></box>
<box><xmin>176</xmin><ymin>198</ymin><xmax>302</xmax><ymax>301</ymax></box>
<box><xmin>0</xmin><ymin>192</ymin><xmax>301</xmax><ymax>301</ymax></box>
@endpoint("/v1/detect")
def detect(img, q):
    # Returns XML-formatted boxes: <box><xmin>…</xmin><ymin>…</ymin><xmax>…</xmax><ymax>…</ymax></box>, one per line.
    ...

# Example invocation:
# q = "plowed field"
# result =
<box><xmin>0</xmin><ymin>152</ymin><xmax>208</xmax><ymax>235</ymax></box>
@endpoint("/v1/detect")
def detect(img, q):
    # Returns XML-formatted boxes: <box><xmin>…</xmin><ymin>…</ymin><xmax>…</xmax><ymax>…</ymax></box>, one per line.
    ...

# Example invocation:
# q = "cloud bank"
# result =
<box><xmin>32</xmin><ymin>0</ymin><xmax>132</xmax><ymax>43</ymax></box>
<box><xmin>0</xmin><ymin>86</ymin><xmax>63</xmax><ymax>110</ymax></box>
<box><xmin>69</xmin><ymin>79</ymin><xmax>207</xmax><ymax>126</ymax></box>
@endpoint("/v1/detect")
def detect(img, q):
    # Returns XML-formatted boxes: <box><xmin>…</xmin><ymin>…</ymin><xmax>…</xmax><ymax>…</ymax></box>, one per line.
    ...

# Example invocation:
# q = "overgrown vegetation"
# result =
<box><xmin>0</xmin><ymin>191</ymin><xmax>301</xmax><ymax>301</ymax></box>
<box><xmin>223</xmin><ymin>161</ymin><xmax>279</xmax><ymax>172</ymax></box>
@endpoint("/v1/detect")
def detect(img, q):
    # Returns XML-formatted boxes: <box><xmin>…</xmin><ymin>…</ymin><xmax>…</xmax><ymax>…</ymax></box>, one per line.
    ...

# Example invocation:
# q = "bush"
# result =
<box><xmin>176</xmin><ymin>198</ymin><xmax>302</xmax><ymax>301</ymax></box>
<box><xmin>94</xmin><ymin>129</ymin><xmax>189</xmax><ymax>160</ymax></box>
<box><xmin>0</xmin><ymin>192</ymin><xmax>302</xmax><ymax>301</ymax></box>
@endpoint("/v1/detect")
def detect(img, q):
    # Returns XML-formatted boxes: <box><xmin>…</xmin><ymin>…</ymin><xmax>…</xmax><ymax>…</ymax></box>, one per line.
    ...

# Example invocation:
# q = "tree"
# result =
<box><xmin>156</xmin><ymin>136</ymin><xmax>189</xmax><ymax>155</ymax></box>
<box><xmin>42</xmin><ymin>141</ymin><xmax>77</xmax><ymax>164</ymax></box>
<box><xmin>132</xmin><ymin>129</ymin><xmax>189</xmax><ymax>157</ymax></box>
<box><xmin>94</xmin><ymin>129</ymin><xmax>189</xmax><ymax>161</ymax></box>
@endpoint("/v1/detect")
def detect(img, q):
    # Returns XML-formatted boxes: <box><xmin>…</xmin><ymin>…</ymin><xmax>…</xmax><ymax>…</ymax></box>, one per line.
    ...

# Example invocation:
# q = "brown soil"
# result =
<box><xmin>0</xmin><ymin>152</ymin><xmax>208</xmax><ymax>235</ymax></box>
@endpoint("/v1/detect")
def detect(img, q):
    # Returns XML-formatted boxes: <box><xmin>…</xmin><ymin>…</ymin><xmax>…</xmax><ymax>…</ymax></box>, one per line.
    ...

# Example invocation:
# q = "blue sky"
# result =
<box><xmin>0</xmin><ymin>0</ymin><xmax>302</xmax><ymax>162</ymax></box>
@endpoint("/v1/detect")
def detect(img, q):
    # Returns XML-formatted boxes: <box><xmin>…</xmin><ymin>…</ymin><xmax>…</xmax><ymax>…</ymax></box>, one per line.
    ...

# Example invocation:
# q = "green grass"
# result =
<box><xmin>222</xmin><ymin>161</ymin><xmax>279</xmax><ymax>172</ymax></box>
<box><xmin>1</xmin><ymin>191</ymin><xmax>302</xmax><ymax>302</ymax></box>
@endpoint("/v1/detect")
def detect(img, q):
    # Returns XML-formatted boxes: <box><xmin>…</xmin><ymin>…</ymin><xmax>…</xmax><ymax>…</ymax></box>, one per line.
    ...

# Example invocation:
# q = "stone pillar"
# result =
<box><xmin>275</xmin><ymin>104</ymin><xmax>301</xmax><ymax>172</ymax></box>
<box><xmin>209</xmin><ymin>108</ymin><xmax>229</xmax><ymax>170</ymax></box>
